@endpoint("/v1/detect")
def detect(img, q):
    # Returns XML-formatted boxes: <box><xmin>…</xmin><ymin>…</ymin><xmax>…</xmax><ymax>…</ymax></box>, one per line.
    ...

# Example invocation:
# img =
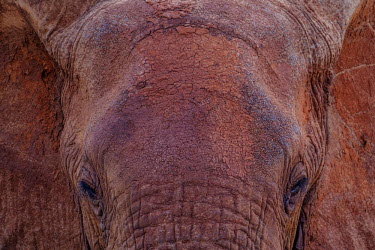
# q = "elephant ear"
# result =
<box><xmin>306</xmin><ymin>2</ymin><xmax>375</xmax><ymax>249</ymax></box>
<box><xmin>0</xmin><ymin>5</ymin><xmax>81</xmax><ymax>249</ymax></box>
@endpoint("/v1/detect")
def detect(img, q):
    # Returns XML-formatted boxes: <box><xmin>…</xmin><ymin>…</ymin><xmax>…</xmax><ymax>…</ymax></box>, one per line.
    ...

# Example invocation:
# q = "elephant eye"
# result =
<box><xmin>290</xmin><ymin>177</ymin><xmax>307</xmax><ymax>196</ymax></box>
<box><xmin>284</xmin><ymin>162</ymin><xmax>308</xmax><ymax>215</ymax></box>
<box><xmin>78</xmin><ymin>179</ymin><xmax>104</xmax><ymax>217</ymax></box>
<box><xmin>79</xmin><ymin>180</ymin><xmax>98</xmax><ymax>200</ymax></box>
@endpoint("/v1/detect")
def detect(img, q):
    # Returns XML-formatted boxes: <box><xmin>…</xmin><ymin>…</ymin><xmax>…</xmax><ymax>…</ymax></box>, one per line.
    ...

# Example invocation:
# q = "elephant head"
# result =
<box><xmin>2</xmin><ymin>0</ymin><xmax>370</xmax><ymax>249</ymax></box>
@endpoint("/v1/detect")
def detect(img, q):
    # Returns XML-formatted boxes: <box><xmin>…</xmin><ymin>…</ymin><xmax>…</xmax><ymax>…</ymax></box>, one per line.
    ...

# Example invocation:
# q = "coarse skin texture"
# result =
<box><xmin>0</xmin><ymin>0</ymin><xmax>374</xmax><ymax>249</ymax></box>
<box><xmin>306</xmin><ymin>2</ymin><xmax>375</xmax><ymax>249</ymax></box>
<box><xmin>0</xmin><ymin>4</ymin><xmax>81</xmax><ymax>248</ymax></box>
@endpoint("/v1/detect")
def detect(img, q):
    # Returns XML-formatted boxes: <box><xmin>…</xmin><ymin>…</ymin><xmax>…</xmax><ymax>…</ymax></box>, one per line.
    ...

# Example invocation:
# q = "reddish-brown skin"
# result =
<box><xmin>0</xmin><ymin>0</ymin><xmax>374</xmax><ymax>249</ymax></box>
<box><xmin>61</xmin><ymin>2</ymin><xmax>315</xmax><ymax>248</ymax></box>
<box><xmin>0</xmin><ymin>15</ymin><xmax>81</xmax><ymax>248</ymax></box>
<box><xmin>306</xmin><ymin>2</ymin><xmax>375</xmax><ymax>249</ymax></box>
<box><xmin>73</xmin><ymin>16</ymin><xmax>303</xmax><ymax>249</ymax></box>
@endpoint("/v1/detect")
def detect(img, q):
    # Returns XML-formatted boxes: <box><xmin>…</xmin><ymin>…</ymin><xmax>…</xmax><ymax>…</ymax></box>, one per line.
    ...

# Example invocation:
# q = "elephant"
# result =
<box><xmin>1</xmin><ymin>0</ymin><xmax>375</xmax><ymax>249</ymax></box>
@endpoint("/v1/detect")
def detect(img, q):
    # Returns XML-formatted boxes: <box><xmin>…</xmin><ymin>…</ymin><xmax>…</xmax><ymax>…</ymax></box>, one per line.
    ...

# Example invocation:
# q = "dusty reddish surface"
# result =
<box><xmin>1</xmin><ymin>1</ymin><xmax>375</xmax><ymax>249</ymax></box>
<box><xmin>306</xmin><ymin>5</ymin><xmax>375</xmax><ymax>249</ymax></box>
<box><xmin>0</xmin><ymin>25</ymin><xmax>81</xmax><ymax>248</ymax></box>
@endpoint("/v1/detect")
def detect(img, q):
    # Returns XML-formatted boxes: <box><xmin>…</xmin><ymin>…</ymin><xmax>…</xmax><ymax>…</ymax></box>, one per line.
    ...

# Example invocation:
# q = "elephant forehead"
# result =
<box><xmin>77</xmin><ymin>25</ymin><xmax>303</xmax><ymax>122</ymax></box>
<box><xmin>73</xmin><ymin>0</ymin><xmax>304</xmax><ymax>183</ymax></box>
<box><xmin>84</xmin><ymin>77</ymin><xmax>300</xmax><ymax>185</ymax></box>
<box><xmin>71</xmin><ymin>0</ymin><xmax>307</xmax><ymax>107</ymax></box>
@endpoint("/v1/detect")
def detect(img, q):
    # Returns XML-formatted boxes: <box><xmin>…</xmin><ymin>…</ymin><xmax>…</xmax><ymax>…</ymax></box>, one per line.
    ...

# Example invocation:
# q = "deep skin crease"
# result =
<box><xmin>2</xmin><ymin>0</ymin><xmax>367</xmax><ymax>249</ymax></box>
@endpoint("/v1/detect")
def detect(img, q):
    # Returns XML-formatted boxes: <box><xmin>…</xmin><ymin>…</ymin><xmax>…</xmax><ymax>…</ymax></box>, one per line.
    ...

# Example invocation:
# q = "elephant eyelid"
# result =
<box><xmin>79</xmin><ymin>180</ymin><xmax>98</xmax><ymax>200</ymax></box>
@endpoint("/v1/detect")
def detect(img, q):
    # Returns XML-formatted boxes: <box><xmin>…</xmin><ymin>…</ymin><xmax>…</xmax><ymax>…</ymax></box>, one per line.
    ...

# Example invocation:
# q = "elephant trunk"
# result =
<box><xmin>105</xmin><ymin>181</ymin><xmax>283</xmax><ymax>249</ymax></box>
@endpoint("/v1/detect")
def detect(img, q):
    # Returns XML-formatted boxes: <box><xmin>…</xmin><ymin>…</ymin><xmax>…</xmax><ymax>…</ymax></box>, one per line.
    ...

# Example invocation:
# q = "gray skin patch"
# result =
<box><xmin>243</xmin><ymin>75</ymin><xmax>300</xmax><ymax>169</ymax></box>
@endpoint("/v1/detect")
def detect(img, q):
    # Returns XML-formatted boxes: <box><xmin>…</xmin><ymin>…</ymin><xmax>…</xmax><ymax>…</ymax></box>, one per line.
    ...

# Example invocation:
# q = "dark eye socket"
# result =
<box><xmin>284</xmin><ymin>162</ymin><xmax>308</xmax><ymax>215</ymax></box>
<box><xmin>79</xmin><ymin>180</ymin><xmax>98</xmax><ymax>200</ymax></box>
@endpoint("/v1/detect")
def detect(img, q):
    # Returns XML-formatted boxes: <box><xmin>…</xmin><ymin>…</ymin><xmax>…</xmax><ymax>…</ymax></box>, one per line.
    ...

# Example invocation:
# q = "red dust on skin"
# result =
<box><xmin>54</xmin><ymin>1</ymin><xmax>318</xmax><ymax>247</ymax></box>
<box><xmin>76</xmin><ymin>26</ymin><xmax>303</xmax><ymax>248</ymax></box>
<box><xmin>306</xmin><ymin>4</ymin><xmax>375</xmax><ymax>249</ymax></box>
<box><xmin>83</xmin><ymin>27</ymin><xmax>301</xmax><ymax>185</ymax></box>
<box><xmin>0</xmin><ymin>17</ymin><xmax>81</xmax><ymax>249</ymax></box>
<box><xmin>2</xmin><ymin>0</ymin><xmax>374</xmax><ymax>249</ymax></box>
<box><xmin>144</xmin><ymin>0</ymin><xmax>195</xmax><ymax>19</ymax></box>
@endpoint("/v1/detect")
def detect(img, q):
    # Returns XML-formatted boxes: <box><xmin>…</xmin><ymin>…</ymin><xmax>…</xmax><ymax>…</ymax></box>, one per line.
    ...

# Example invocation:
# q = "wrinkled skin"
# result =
<box><xmin>0</xmin><ymin>0</ymin><xmax>372</xmax><ymax>249</ymax></box>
